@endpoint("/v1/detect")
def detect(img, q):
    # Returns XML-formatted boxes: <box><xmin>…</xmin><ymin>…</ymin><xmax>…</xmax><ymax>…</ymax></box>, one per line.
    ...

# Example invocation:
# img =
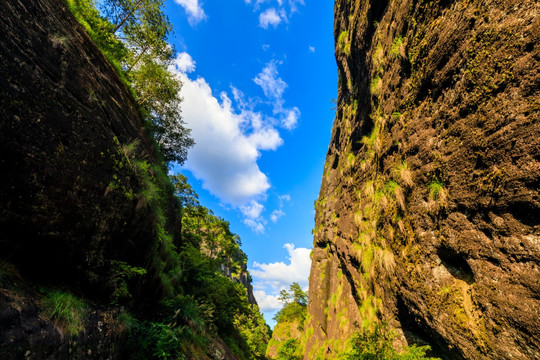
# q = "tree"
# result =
<box><xmin>278</xmin><ymin>282</ymin><xmax>307</xmax><ymax>307</ymax></box>
<box><xmin>99</xmin><ymin>0</ymin><xmax>194</xmax><ymax>165</ymax></box>
<box><xmin>274</xmin><ymin>283</ymin><xmax>308</xmax><ymax>326</ymax></box>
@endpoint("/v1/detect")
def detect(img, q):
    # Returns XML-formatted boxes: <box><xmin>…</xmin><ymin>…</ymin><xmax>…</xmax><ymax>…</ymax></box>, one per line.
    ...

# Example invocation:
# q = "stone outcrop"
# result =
<box><xmin>306</xmin><ymin>0</ymin><xmax>539</xmax><ymax>359</ymax></box>
<box><xmin>0</xmin><ymin>0</ymin><xmax>174</xmax><ymax>300</ymax></box>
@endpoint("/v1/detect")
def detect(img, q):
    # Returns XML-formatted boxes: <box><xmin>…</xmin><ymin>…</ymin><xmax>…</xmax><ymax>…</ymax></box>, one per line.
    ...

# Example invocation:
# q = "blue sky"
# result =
<box><xmin>165</xmin><ymin>0</ymin><xmax>337</xmax><ymax>327</ymax></box>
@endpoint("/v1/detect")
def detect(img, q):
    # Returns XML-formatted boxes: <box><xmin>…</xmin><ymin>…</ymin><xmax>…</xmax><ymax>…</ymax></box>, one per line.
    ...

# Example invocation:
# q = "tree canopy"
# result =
<box><xmin>66</xmin><ymin>0</ymin><xmax>193</xmax><ymax>165</ymax></box>
<box><xmin>273</xmin><ymin>282</ymin><xmax>308</xmax><ymax>325</ymax></box>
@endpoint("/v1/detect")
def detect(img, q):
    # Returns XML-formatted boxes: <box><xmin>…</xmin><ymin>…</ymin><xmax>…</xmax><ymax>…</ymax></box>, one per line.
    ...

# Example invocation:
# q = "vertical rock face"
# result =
<box><xmin>0</xmin><ymin>0</ymin><xmax>174</xmax><ymax>300</ymax></box>
<box><xmin>306</xmin><ymin>1</ymin><xmax>539</xmax><ymax>359</ymax></box>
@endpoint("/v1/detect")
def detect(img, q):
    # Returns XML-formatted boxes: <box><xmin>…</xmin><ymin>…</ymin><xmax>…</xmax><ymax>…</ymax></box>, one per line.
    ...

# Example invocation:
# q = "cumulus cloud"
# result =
<box><xmin>259</xmin><ymin>8</ymin><xmax>281</xmax><ymax>28</ymax></box>
<box><xmin>251</xmin><ymin>243</ymin><xmax>311</xmax><ymax>291</ymax></box>
<box><xmin>170</xmin><ymin>53</ymin><xmax>283</xmax><ymax>208</ymax></box>
<box><xmin>174</xmin><ymin>0</ymin><xmax>206</xmax><ymax>25</ymax></box>
<box><xmin>173</xmin><ymin>52</ymin><xmax>196</xmax><ymax>73</ymax></box>
<box><xmin>169</xmin><ymin>53</ymin><xmax>302</xmax><ymax>232</ymax></box>
<box><xmin>254</xmin><ymin>61</ymin><xmax>300</xmax><ymax>130</ymax></box>
<box><xmin>308</xmin><ymin>45</ymin><xmax>315</xmax><ymax>53</ymax></box>
<box><xmin>254</xmin><ymin>290</ymin><xmax>281</xmax><ymax>312</ymax></box>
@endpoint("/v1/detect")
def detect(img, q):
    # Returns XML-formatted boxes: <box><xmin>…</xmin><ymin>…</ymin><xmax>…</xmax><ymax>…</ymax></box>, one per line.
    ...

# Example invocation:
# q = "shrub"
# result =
<box><xmin>278</xmin><ymin>339</ymin><xmax>302</xmax><ymax>360</ymax></box>
<box><xmin>341</xmin><ymin>323</ymin><xmax>439</xmax><ymax>360</ymax></box>
<box><xmin>391</xmin><ymin>35</ymin><xmax>404</xmax><ymax>58</ymax></box>
<box><xmin>428</xmin><ymin>179</ymin><xmax>447</xmax><ymax>206</ymax></box>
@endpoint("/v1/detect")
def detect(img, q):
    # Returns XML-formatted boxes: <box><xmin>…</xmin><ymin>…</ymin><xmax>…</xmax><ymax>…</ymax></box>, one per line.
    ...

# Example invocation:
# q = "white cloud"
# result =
<box><xmin>279</xmin><ymin>194</ymin><xmax>291</xmax><ymax>202</ymax></box>
<box><xmin>309</xmin><ymin>45</ymin><xmax>315</xmax><ymax>53</ymax></box>
<box><xmin>254</xmin><ymin>61</ymin><xmax>287</xmax><ymax>99</ymax></box>
<box><xmin>288</xmin><ymin>0</ymin><xmax>304</xmax><ymax>14</ymax></box>
<box><xmin>270</xmin><ymin>193</ymin><xmax>290</xmax><ymax>222</ymax></box>
<box><xmin>170</xmin><ymin>53</ymin><xmax>304</xmax><ymax>233</ymax></box>
<box><xmin>251</xmin><ymin>243</ymin><xmax>311</xmax><ymax>291</ymax></box>
<box><xmin>254</xmin><ymin>61</ymin><xmax>300</xmax><ymax>130</ymax></box>
<box><xmin>174</xmin><ymin>0</ymin><xmax>206</xmax><ymax>25</ymax></box>
<box><xmin>244</xmin><ymin>218</ymin><xmax>265</xmax><ymax>233</ymax></box>
<box><xmin>282</xmin><ymin>107</ymin><xmax>300</xmax><ymax>130</ymax></box>
<box><xmin>240</xmin><ymin>200</ymin><xmax>265</xmax><ymax>219</ymax></box>
<box><xmin>254</xmin><ymin>290</ymin><xmax>282</xmax><ymax>312</ymax></box>
<box><xmin>270</xmin><ymin>209</ymin><xmax>285</xmax><ymax>223</ymax></box>
<box><xmin>170</xmin><ymin>53</ymin><xmax>283</xmax><ymax>208</ymax></box>
<box><xmin>259</xmin><ymin>8</ymin><xmax>281</xmax><ymax>28</ymax></box>
<box><xmin>245</xmin><ymin>0</ymin><xmax>304</xmax><ymax>29</ymax></box>
<box><xmin>173</xmin><ymin>52</ymin><xmax>196</xmax><ymax>73</ymax></box>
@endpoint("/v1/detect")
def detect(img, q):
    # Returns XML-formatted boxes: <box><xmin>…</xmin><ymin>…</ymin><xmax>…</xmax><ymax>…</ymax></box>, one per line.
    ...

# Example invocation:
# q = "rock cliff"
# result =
<box><xmin>0</xmin><ymin>0</ymin><xmax>169</xmax><ymax>299</ymax></box>
<box><xmin>306</xmin><ymin>0</ymin><xmax>539</xmax><ymax>359</ymax></box>
<box><xmin>0</xmin><ymin>0</ymin><xmax>266</xmax><ymax>358</ymax></box>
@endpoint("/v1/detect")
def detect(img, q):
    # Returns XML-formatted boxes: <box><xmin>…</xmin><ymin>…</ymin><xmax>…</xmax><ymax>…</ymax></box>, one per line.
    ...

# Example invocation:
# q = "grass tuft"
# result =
<box><xmin>42</xmin><ymin>290</ymin><xmax>88</xmax><ymax>337</ymax></box>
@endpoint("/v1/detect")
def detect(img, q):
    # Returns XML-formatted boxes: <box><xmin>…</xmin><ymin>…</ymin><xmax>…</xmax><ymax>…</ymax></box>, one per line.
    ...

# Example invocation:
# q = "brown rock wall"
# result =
<box><xmin>306</xmin><ymin>0</ymin><xmax>539</xmax><ymax>359</ymax></box>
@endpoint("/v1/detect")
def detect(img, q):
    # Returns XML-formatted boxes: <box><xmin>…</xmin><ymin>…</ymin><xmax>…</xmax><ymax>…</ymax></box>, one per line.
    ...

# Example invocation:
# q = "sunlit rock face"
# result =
<box><xmin>305</xmin><ymin>0</ymin><xmax>539</xmax><ymax>359</ymax></box>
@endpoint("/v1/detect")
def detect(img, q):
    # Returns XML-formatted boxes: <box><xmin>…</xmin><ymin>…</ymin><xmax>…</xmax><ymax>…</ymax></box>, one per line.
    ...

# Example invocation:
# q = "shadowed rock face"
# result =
<box><xmin>0</xmin><ymin>0</ymin><xmax>175</xmax><ymax>357</ymax></box>
<box><xmin>306</xmin><ymin>0</ymin><xmax>539</xmax><ymax>359</ymax></box>
<box><xmin>0</xmin><ymin>0</ymin><xmax>176</xmax><ymax>300</ymax></box>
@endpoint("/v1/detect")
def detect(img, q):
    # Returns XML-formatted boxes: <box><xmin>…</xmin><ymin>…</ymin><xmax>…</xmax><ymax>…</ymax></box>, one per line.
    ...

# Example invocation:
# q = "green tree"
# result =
<box><xmin>274</xmin><ymin>282</ymin><xmax>308</xmax><ymax>327</ymax></box>
<box><xmin>69</xmin><ymin>0</ymin><xmax>194</xmax><ymax>165</ymax></box>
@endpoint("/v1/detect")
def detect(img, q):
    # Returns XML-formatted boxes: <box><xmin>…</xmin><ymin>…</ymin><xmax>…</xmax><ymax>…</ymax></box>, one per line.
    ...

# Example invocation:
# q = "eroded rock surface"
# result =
<box><xmin>306</xmin><ymin>1</ymin><xmax>539</xmax><ymax>359</ymax></box>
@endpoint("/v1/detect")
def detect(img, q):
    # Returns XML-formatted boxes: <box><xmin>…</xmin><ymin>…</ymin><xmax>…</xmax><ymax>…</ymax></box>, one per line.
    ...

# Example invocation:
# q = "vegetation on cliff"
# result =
<box><xmin>65</xmin><ymin>0</ymin><xmax>193</xmax><ymax>165</ymax></box>
<box><xmin>266</xmin><ymin>283</ymin><xmax>308</xmax><ymax>360</ymax></box>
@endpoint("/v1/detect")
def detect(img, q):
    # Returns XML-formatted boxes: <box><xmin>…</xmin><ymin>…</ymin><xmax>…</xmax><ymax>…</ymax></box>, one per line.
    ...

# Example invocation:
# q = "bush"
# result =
<box><xmin>341</xmin><ymin>323</ymin><xmax>439</xmax><ymax>360</ymax></box>
<box><xmin>278</xmin><ymin>339</ymin><xmax>302</xmax><ymax>360</ymax></box>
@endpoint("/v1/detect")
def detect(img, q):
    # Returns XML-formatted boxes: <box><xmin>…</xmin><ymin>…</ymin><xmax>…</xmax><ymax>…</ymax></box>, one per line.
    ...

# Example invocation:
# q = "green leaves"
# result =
<box><xmin>341</xmin><ymin>323</ymin><xmax>439</xmax><ymax>360</ymax></box>
<box><xmin>274</xmin><ymin>282</ymin><xmax>308</xmax><ymax>327</ymax></box>
<box><xmin>66</xmin><ymin>0</ymin><xmax>194</xmax><ymax>165</ymax></box>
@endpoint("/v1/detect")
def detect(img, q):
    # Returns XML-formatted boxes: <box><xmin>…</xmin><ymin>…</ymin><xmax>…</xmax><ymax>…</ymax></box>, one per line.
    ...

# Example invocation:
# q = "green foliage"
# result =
<box><xmin>274</xmin><ymin>283</ymin><xmax>308</xmax><ymax>327</ymax></box>
<box><xmin>120</xmin><ymin>171</ymin><xmax>269</xmax><ymax>359</ymax></box>
<box><xmin>42</xmin><ymin>290</ymin><xmax>87</xmax><ymax>337</ymax></box>
<box><xmin>427</xmin><ymin>180</ymin><xmax>444</xmax><ymax>200</ymax></box>
<box><xmin>277</xmin><ymin>339</ymin><xmax>302</xmax><ymax>360</ymax></box>
<box><xmin>341</xmin><ymin>323</ymin><xmax>439</xmax><ymax>360</ymax></box>
<box><xmin>125</xmin><ymin>320</ymin><xmax>192</xmax><ymax>360</ymax></box>
<box><xmin>65</xmin><ymin>0</ymin><xmax>128</xmax><ymax>84</ymax></box>
<box><xmin>65</xmin><ymin>0</ymin><xmax>193</xmax><ymax>165</ymax></box>
<box><xmin>391</xmin><ymin>35</ymin><xmax>404</xmax><ymax>58</ymax></box>
<box><xmin>234</xmin><ymin>304</ymin><xmax>272</xmax><ymax>359</ymax></box>
<box><xmin>110</xmin><ymin>260</ymin><xmax>147</xmax><ymax>305</ymax></box>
